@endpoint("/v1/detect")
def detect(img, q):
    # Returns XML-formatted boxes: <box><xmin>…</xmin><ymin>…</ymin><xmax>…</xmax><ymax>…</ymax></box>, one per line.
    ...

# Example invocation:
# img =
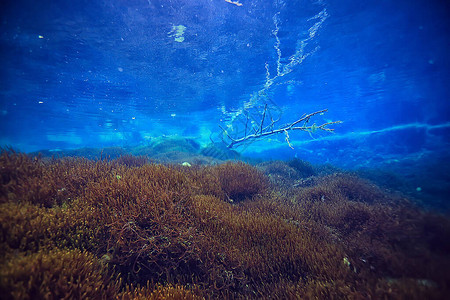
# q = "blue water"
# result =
<box><xmin>1</xmin><ymin>1</ymin><xmax>449</xmax><ymax>207</ymax></box>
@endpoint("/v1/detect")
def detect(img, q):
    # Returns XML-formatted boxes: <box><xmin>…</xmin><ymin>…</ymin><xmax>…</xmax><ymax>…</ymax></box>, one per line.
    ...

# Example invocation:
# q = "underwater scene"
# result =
<box><xmin>1</xmin><ymin>0</ymin><xmax>450</xmax><ymax>299</ymax></box>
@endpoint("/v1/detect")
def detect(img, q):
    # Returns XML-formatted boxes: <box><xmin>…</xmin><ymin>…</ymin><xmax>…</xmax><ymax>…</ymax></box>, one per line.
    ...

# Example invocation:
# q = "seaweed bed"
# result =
<box><xmin>1</xmin><ymin>149</ymin><xmax>450</xmax><ymax>299</ymax></box>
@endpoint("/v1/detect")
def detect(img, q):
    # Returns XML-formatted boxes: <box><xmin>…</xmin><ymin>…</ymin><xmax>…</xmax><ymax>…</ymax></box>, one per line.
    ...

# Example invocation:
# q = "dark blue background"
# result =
<box><xmin>1</xmin><ymin>0</ymin><xmax>449</xmax><ymax>174</ymax></box>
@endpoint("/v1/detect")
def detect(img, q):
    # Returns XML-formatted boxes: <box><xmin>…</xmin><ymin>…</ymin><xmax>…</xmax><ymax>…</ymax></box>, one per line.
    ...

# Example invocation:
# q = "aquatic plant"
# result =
<box><xmin>113</xmin><ymin>154</ymin><xmax>150</xmax><ymax>168</ymax></box>
<box><xmin>0</xmin><ymin>148</ymin><xmax>116</xmax><ymax>207</ymax></box>
<box><xmin>0</xmin><ymin>249</ymin><xmax>120</xmax><ymax>299</ymax></box>
<box><xmin>0</xmin><ymin>151</ymin><xmax>449</xmax><ymax>299</ymax></box>
<box><xmin>190</xmin><ymin>193</ymin><xmax>358</xmax><ymax>298</ymax></box>
<box><xmin>0</xmin><ymin>201</ymin><xmax>103</xmax><ymax>258</ymax></box>
<box><xmin>78</xmin><ymin>163</ymin><xmax>202</xmax><ymax>285</ymax></box>
<box><xmin>258</xmin><ymin>160</ymin><xmax>301</xmax><ymax>192</ymax></box>
<box><xmin>0</xmin><ymin>149</ymin><xmax>56</xmax><ymax>207</ymax></box>
<box><xmin>212</xmin><ymin>161</ymin><xmax>269</xmax><ymax>202</ymax></box>
<box><xmin>287</xmin><ymin>158</ymin><xmax>316</xmax><ymax>178</ymax></box>
<box><xmin>118</xmin><ymin>283</ymin><xmax>204</xmax><ymax>300</ymax></box>
<box><xmin>292</xmin><ymin>173</ymin><xmax>450</xmax><ymax>297</ymax></box>
<box><xmin>186</xmin><ymin>161</ymin><xmax>269</xmax><ymax>203</ymax></box>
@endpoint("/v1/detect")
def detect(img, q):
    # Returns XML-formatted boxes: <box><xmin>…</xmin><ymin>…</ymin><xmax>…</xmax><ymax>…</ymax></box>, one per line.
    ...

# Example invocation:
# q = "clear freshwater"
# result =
<box><xmin>2</xmin><ymin>1</ymin><xmax>450</xmax><ymax>298</ymax></box>
<box><xmin>1</xmin><ymin>0</ymin><xmax>449</xmax><ymax>209</ymax></box>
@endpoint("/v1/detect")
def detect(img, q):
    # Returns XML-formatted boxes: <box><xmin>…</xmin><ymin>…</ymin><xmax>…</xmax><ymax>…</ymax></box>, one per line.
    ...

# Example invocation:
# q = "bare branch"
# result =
<box><xmin>217</xmin><ymin>9</ymin><xmax>337</xmax><ymax>150</ymax></box>
<box><xmin>220</xmin><ymin>108</ymin><xmax>342</xmax><ymax>149</ymax></box>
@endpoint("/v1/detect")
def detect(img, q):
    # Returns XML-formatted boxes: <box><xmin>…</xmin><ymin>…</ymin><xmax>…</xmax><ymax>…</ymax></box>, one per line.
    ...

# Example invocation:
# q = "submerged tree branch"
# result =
<box><xmin>218</xmin><ymin>9</ymin><xmax>338</xmax><ymax>150</ymax></box>
<box><xmin>220</xmin><ymin>108</ymin><xmax>342</xmax><ymax>149</ymax></box>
